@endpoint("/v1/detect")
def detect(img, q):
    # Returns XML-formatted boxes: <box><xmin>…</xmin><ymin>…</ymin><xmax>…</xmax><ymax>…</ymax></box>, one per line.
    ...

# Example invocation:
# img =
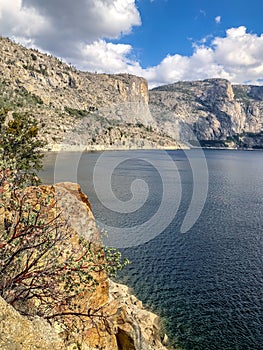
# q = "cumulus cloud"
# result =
<box><xmin>142</xmin><ymin>46</ymin><xmax>232</xmax><ymax>88</ymax></box>
<box><xmin>0</xmin><ymin>0</ymin><xmax>141</xmax><ymax>55</ymax></box>
<box><xmin>143</xmin><ymin>27</ymin><xmax>263</xmax><ymax>87</ymax></box>
<box><xmin>23</xmin><ymin>0</ymin><xmax>140</xmax><ymax>39</ymax></box>
<box><xmin>74</xmin><ymin>40</ymin><xmax>141</xmax><ymax>73</ymax></box>
<box><xmin>0</xmin><ymin>1</ymin><xmax>263</xmax><ymax>88</ymax></box>
<box><xmin>0</xmin><ymin>0</ymin><xmax>47</xmax><ymax>40</ymax></box>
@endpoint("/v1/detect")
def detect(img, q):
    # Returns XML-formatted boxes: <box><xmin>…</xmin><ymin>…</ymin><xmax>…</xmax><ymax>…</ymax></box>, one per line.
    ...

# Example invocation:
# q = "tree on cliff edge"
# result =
<box><xmin>0</xmin><ymin>109</ymin><xmax>128</xmax><ymax>344</ymax></box>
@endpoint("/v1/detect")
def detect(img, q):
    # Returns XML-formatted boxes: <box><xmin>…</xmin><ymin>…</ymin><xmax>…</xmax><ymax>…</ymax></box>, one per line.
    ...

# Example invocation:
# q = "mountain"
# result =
<box><xmin>149</xmin><ymin>79</ymin><xmax>263</xmax><ymax>149</ymax></box>
<box><xmin>1</xmin><ymin>36</ymin><xmax>262</xmax><ymax>150</ymax></box>
<box><xmin>0</xmin><ymin>36</ymin><xmax>181</xmax><ymax>151</ymax></box>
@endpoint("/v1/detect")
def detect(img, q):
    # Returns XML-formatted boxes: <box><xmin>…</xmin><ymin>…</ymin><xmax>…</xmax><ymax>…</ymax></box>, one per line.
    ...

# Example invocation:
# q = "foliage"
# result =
<box><xmin>0</xmin><ymin>108</ymin><xmax>129</xmax><ymax>342</ymax></box>
<box><xmin>0</xmin><ymin>81</ymin><xmax>43</xmax><ymax>112</ymax></box>
<box><xmin>0</xmin><ymin>110</ymin><xmax>46</xmax><ymax>188</ymax></box>
<box><xmin>0</xmin><ymin>186</ymin><xmax>128</xmax><ymax>320</ymax></box>
<box><xmin>31</xmin><ymin>53</ymin><xmax>37</xmax><ymax>61</ymax></box>
<box><xmin>64</xmin><ymin>106</ymin><xmax>88</xmax><ymax>118</ymax></box>
<box><xmin>64</xmin><ymin>106</ymin><xmax>98</xmax><ymax>118</ymax></box>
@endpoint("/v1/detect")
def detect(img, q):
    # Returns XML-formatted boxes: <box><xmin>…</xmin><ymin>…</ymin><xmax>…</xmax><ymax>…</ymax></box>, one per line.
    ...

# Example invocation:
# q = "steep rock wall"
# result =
<box><xmin>150</xmin><ymin>78</ymin><xmax>263</xmax><ymax>148</ymax></box>
<box><xmin>0</xmin><ymin>36</ymin><xmax>185</xmax><ymax>150</ymax></box>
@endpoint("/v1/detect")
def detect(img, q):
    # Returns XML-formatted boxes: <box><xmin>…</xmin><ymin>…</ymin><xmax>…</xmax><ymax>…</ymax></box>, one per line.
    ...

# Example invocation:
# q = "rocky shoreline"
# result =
<box><xmin>0</xmin><ymin>280</ymin><xmax>170</xmax><ymax>350</ymax></box>
<box><xmin>0</xmin><ymin>182</ymin><xmax>170</xmax><ymax>350</ymax></box>
<box><xmin>45</xmin><ymin>143</ymin><xmax>186</xmax><ymax>152</ymax></box>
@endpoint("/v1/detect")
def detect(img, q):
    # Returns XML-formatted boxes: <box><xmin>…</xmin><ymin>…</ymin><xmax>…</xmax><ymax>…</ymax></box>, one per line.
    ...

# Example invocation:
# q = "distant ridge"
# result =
<box><xmin>0</xmin><ymin>36</ymin><xmax>262</xmax><ymax>149</ymax></box>
<box><xmin>149</xmin><ymin>78</ymin><xmax>263</xmax><ymax>149</ymax></box>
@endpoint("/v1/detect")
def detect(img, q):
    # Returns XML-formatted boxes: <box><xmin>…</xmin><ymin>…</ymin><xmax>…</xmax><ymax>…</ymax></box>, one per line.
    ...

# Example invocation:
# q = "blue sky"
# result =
<box><xmin>124</xmin><ymin>0</ymin><xmax>263</xmax><ymax>67</ymax></box>
<box><xmin>1</xmin><ymin>0</ymin><xmax>263</xmax><ymax>87</ymax></box>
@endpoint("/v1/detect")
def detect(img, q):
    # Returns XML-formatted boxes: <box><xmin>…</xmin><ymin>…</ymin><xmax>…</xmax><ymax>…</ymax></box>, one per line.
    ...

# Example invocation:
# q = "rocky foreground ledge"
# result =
<box><xmin>0</xmin><ymin>281</ymin><xmax>168</xmax><ymax>350</ymax></box>
<box><xmin>0</xmin><ymin>182</ymin><xmax>169</xmax><ymax>350</ymax></box>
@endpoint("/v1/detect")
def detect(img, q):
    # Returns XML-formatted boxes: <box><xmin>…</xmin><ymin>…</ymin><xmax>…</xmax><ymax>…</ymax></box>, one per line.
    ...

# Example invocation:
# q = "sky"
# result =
<box><xmin>1</xmin><ymin>0</ymin><xmax>263</xmax><ymax>87</ymax></box>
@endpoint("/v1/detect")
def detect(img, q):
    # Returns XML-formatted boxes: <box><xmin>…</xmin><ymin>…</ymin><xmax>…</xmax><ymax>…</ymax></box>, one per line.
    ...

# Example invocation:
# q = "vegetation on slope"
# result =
<box><xmin>0</xmin><ymin>110</ymin><xmax>128</xmax><ymax>342</ymax></box>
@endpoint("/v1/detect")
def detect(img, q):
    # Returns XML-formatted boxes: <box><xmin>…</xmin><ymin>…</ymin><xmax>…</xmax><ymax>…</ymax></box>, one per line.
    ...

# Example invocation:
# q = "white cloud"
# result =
<box><xmin>145</xmin><ymin>27</ymin><xmax>263</xmax><ymax>87</ymax></box>
<box><xmin>0</xmin><ymin>2</ymin><xmax>263</xmax><ymax>89</ymax></box>
<box><xmin>0</xmin><ymin>0</ymin><xmax>47</xmax><ymax>39</ymax></box>
<box><xmin>212</xmin><ymin>27</ymin><xmax>263</xmax><ymax>78</ymax></box>
<box><xmin>0</xmin><ymin>0</ymin><xmax>141</xmax><ymax>55</ymax></box>
<box><xmin>70</xmin><ymin>26</ymin><xmax>263</xmax><ymax>88</ymax></box>
<box><xmin>215</xmin><ymin>16</ymin><xmax>221</xmax><ymax>24</ymax></box>
<box><xmin>75</xmin><ymin>40</ymin><xmax>141</xmax><ymax>73</ymax></box>
<box><xmin>22</xmin><ymin>0</ymin><xmax>141</xmax><ymax>53</ymax></box>
<box><xmin>142</xmin><ymin>46</ymin><xmax>232</xmax><ymax>88</ymax></box>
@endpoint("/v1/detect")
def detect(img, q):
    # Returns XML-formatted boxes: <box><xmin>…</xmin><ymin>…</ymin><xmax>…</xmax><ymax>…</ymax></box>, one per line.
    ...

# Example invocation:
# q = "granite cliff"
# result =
<box><xmin>1</xmin><ymin>36</ymin><xmax>262</xmax><ymax>150</ymax></box>
<box><xmin>0</xmin><ymin>36</ymin><xmax>181</xmax><ymax>151</ymax></box>
<box><xmin>149</xmin><ymin>79</ymin><xmax>263</xmax><ymax>148</ymax></box>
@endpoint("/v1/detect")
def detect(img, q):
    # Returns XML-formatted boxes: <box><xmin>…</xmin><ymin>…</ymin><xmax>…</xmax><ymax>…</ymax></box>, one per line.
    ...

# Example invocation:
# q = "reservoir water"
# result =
<box><xmin>39</xmin><ymin>149</ymin><xmax>263</xmax><ymax>350</ymax></box>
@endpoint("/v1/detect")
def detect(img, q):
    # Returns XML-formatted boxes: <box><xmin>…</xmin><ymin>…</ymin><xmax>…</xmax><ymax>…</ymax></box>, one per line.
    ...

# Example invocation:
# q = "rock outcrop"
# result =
<box><xmin>0</xmin><ymin>37</ymin><xmax>152</xmax><ymax>123</ymax></box>
<box><xmin>149</xmin><ymin>78</ymin><xmax>263</xmax><ymax>148</ymax></box>
<box><xmin>0</xmin><ymin>182</ymin><xmax>168</xmax><ymax>350</ymax></box>
<box><xmin>109</xmin><ymin>281</ymin><xmax>168</xmax><ymax>350</ymax></box>
<box><xmin>0</xmin><ymin>296</ymin><xmax>66</xmax><ymax>350</ymax></box>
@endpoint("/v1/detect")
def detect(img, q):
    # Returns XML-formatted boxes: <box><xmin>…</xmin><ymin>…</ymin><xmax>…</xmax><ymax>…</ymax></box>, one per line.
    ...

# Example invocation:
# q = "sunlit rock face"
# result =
<box><xmin>150</xmin><ymin>78</ymin><xmax>263</xmax><ymax>148</ymax></box>
<box><xmin>0</xmin><ymin>296</ymin><xmax>66</xmax><ymax>350</ymax></box>
<box><xmin>0</xmin><ymin>182</ymin><xmax>168</xmax><ymax>350</ymax></box>
<box><xmin>1</xmin><ymin>37</ymin><xmax>182</xmax><ymax>151</ymax></box>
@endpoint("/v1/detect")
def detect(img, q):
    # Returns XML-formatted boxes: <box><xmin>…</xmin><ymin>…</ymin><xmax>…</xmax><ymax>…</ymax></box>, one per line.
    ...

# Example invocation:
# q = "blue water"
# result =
<box><xmin>39</xmin><ymin>149</ymin><xmax>263</xmax><ymax>350</ymax></box>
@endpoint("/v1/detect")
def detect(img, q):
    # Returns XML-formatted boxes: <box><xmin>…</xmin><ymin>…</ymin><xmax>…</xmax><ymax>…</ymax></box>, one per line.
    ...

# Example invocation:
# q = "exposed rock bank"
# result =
<box><xmin>0</xmin><ymin>182</ymin><xmax>169</xmax><ymax>350</ymax></box>
<box><xmin>109</xmin><ymin>281</ymin><xmax>168</xmax><ymax>350</ymax></box>
<box><xmin>0</xmin><ymin>296</ymin><xmax>66</xmax><ymax>350</ymax></box>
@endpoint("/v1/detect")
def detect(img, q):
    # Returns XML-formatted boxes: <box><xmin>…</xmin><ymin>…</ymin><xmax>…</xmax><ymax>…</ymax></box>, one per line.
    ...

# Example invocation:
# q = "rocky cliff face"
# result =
<box><xmin>149</xmin><ymin>79</ymin><xmax>263</xmax><ymax>148</ymax></box>
<box><xmin>0</xmin><ymin>37</ymin><xmax>151</xmax><ymax>122</ymax></box>
<box><xmin>109</xmin><ymin>281</ymin><xmax>168</xmax><ymax>350</ymax></box>
<box><xmin>0</xmin><ymin>36</ymin><xmax>181</xmax><ymax>150</ymax></box>
<box><xmin>1</xmin><ymin>36</ymin><xmax>261</xmax><ymax>150</ymax></box>
<box><xmin>0</xmin><ymin>296</ymin><xmax>66</xmax><ymax>350</ymax></box>
<box><xmin>0</xmin><ymin>182</ymin><xmax>169</xmax><ymax>350</ymax></box>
